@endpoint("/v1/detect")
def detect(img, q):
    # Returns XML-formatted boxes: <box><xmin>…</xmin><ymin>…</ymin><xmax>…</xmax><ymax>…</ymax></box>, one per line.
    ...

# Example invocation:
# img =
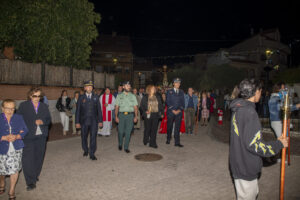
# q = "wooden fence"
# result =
<box><xmin>0</xmin><ymin>59</ymin><xmax>115</xmax><ymax>88</ymax></box>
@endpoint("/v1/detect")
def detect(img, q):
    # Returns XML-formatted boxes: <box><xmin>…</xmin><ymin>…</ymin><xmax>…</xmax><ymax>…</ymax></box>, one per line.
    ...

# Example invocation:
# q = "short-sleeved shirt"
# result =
<box><xmin>115</xmin><ymin>92</ymin><xmax>138</xmax><ymax>112</ymax></box>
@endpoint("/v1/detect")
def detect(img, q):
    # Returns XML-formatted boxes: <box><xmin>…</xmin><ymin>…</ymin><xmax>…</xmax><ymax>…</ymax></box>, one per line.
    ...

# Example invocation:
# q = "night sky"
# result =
<box><xmin>90</xmin><ymin>0</ymin><xmax>300</xmax><ymax>64</ymax></box>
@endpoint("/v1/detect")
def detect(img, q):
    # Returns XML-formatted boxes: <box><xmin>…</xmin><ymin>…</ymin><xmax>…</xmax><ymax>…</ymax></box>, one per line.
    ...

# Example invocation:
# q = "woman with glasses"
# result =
<box><xmin>0</xmin><ymin>99</ymin><xmax>28</xmax><ymax>200</ymax></box>
<box><xmin>17</xmin><ymin>87</ymin><xmax>51</xmax><ymax>191</ymax></box>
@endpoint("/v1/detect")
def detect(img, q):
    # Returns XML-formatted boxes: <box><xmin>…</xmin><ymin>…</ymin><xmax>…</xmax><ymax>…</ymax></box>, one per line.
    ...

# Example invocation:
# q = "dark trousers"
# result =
<box><xmin>118</xmin><ymin>113</ymin><xmax>134</xmax><ymax>150</ymax></box>
<box><xmin>22</xmin><ymin>137</ymin><xmax>47</xmax><ymax>186</ymax></box>
<box><xmin>81</xmin><ymin>120</ymin><xmax>98</xmax><ymax>156</ymax></box>
<box><xmin>185</xmin><ymin>108</ymin><xmax>195</xmax><ymax>133</ymax></box>
<box><xmin>167</xmin><ymin>112</ymin><xmax>182</xmax><ymax>145</ymax></box>
<box><xmin>143</xmin><ymin>115</ymin><xmax>159</xmax><ymax>146</ymax></box>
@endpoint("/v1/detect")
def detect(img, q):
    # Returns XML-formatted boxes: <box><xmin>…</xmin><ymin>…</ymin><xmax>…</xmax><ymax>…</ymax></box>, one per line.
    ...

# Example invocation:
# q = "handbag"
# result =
<box><xmin>65</xmin><ymin>109</ymin><xmax>72</xmax><ymax>117</ymax></box>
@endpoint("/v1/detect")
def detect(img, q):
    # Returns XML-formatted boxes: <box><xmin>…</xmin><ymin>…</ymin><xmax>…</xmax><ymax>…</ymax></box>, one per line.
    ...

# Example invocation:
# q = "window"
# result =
<box><xmin>116</xmin><ymin>66</ymin><xmax>122</xmax><ymax>72</ymax></box>
<box><xmin>105</xmin><ymin>53</ymin><xmax>112</xmax><ymax>58</ymax></box>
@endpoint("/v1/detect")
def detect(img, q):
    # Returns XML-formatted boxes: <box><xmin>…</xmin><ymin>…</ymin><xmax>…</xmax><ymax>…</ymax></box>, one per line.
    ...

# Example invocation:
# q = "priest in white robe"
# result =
<box><xmin>98</xmin><ymin>88</ymin><xmax>115</xmax><ymax>136</ymax></box>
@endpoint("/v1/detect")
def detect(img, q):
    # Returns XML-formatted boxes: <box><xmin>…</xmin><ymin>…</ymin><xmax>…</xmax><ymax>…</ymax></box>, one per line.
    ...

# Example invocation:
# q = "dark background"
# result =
<box><xmin>90</xmin><ymin>0</ymin><xmax>300</xmax><ymax>65</ymax></box>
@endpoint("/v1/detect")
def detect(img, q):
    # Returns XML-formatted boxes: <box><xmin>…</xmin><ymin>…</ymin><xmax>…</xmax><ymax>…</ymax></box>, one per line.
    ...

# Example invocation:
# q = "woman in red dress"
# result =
<box><xmin>180</xmin><ymin>111</ymin><xmax>186</xmax><ymax>134</ymax></box>
<box><xmin>159</xmin><ymin>105</ymin><xmax>168</xmax><ymax>134</ymax></box>
<box><xmin>207</xmin><ymin>92</ymin><xmax>215</xmax><ymax>114</ymax></box>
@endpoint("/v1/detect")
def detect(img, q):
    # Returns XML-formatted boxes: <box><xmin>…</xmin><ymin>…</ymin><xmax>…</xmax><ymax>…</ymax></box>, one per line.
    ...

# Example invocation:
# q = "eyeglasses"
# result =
<box><xmin>3</xmin><ymin>107</ymin><xmax>15</xmax><ymax>111</ymax></box>
<box><xmin>32</xmin><ymin>95</ymin><xmax>42</xmax><ymax>98</ymax></box>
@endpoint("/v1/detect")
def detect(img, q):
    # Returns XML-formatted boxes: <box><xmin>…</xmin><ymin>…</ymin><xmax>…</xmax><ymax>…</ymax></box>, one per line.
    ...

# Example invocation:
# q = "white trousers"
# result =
<box><xmin>271</xmin><ymin>121</ymin><xmax>282</xmax><ymax>138</ymax></box>
<box><xmin>234</xmin><ymin>179</ymin><xmax>259</xmax><ymax>200</ymax></box>
<box><xmin>60</xmin><ymin>112</ymin><xmax>69</xmax><ymax>131</ymax></box>
<box><xmin>98</xmin><ymin>121</ymin><xmax>112</xmax><ymax>136</ymax></box>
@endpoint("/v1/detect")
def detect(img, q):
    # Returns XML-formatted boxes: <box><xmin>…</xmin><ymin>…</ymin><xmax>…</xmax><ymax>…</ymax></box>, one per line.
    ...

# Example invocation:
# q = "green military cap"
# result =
<box><xmin>122</xmin><ymin>81</ymin><xmax>131</xmax><ymax>86</ymax></box>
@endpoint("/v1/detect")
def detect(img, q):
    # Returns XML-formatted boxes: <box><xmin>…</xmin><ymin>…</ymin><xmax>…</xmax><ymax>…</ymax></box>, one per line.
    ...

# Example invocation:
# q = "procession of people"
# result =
<box><xmin>1</xmin><ymin>76</ymin><xmax>299</xmax><ymax>200</ymax></box>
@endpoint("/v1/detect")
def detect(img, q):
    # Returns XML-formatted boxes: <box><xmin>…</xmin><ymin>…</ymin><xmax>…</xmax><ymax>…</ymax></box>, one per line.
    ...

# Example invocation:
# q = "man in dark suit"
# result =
<box><xmin>76</xmin><ymin>81</ymin><xmax>103</xmax><ymax>160</ymax></box>
<box><xmin>166</xmin><ymin>78</ymin><xmax>185</xmax><ymax>147</ymax></box>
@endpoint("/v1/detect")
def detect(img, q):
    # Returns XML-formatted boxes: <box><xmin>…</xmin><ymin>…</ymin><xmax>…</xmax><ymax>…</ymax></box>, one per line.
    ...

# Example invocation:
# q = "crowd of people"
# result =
<box><xmin>55</xmin><ymin>79</ymin><xmax>218</xmax><ymax>139</ymax></box>
<box><xmin>1</xmin><ymin>77</ymin><xmax>300</xmax><ymax>200</ymax></box>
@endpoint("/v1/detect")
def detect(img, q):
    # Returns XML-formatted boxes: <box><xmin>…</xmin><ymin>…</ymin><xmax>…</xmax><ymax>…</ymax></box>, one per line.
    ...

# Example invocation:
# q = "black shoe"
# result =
<box><xmin>26</xmin><ymin>184</ymin><xmax>36</xmax><ymax>191</ymax></box>
<box><xmin>90</xmin><ymin>155</ymin><xmax>97</xmax><ymax>160</ymax></box>
<box><xmin>118</xmin><ymin>146</ymin><xmax>122</xmax><ymax>151</ymax></box>
<box><xmin>125</xmin><ymin>149</ymin><xmax>130</xmax><ymax>153</ymax></box>
<box><xmin>175</xmin><ymin>144</ymin><xmax>184</xmax><ymax>147</ymax></box>
<box><xmin>105</xmin><ymin>135</ymin><xmax>109</xmax><ymax>137</ymax></box>
<box><xmin>149</xmin><ymin>145</ymin><xmax>158</xmax><ymax>149</ymax></box>
<box><xmin>83</xmin><ymin>152</ymin><xmax>88</xmax><ymax>157</ymax></box>
<box><xmin>143</xmin><ymin>142</ymin><xmax>148</xmax><ymax>146</ymax></box>
<box><xmin>98</xmin><ymin>134</ymin><xmax>103</xmax><ymax>137</ymax></box>
<box><xmin>166</xmin><ymin>140</ymin><xmax>170</xmax><ymax>144</ymax></box>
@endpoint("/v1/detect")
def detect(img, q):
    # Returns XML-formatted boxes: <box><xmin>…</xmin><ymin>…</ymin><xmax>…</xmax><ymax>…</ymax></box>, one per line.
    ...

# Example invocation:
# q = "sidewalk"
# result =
<box><xmin>5</xmin><ymin>123</ymin><xmax>300</xmax><ymax>200</ymax></box>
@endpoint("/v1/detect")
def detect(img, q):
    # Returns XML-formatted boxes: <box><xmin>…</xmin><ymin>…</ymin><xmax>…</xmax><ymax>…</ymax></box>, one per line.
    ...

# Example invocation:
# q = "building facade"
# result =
<box><xmin>195</xmin><ymin>29</ymin><xmax>291</xmax><ymax>80</ymax></box>
<box><xmin>133</xmin><ymin>57</ymin><xmax>162</xmax><ymax>88</ymax></box>
<box><xmin>90</xmin><ymin>33</ymin><xmax>133</xmax><ymax>87</ymax></box>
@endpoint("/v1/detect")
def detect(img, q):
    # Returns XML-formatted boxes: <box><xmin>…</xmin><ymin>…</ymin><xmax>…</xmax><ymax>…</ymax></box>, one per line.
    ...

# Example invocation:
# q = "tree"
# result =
<box><xmin>200</xmin><ymin>64</ymin><xmax>247</xmax><ymax>90</ymax></box>
<box><xmin>168</xmin><ymin>64</ymin><xmax>247</xmax><ymax>91</ymax></box>
<box><xmin>0</xmin><ymin>0</ymin><xmax>100</xmax><ymax>69</ymax></box>
<box><xmin>168</xmin><ymin>65</ymin><xmax>203</xmax><ymax>91</ymax></box>
<box><xmin>273</xmin><ymin>67</ymin><xmax>300</xmax><ymax>84</ymax></box>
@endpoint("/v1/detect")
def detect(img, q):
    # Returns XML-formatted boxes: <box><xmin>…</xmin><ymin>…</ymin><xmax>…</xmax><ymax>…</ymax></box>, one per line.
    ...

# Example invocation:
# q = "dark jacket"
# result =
<box><xmin>140</xmin><ymin>94</ymin><xmax>164</xmax><ymax>118</ymax></box>
<box><xmin>56</xmin><ymin>97</ymin><xmax>71</xmax><ymax>112</ymax></box>
<box><xmin>166</xmin><ymin>88</ymin><xmax>185</xmax><ymax>115</ymax></box>
<box><xmin>0</xmin><ymin>114</ymin><xmax>28</xmax><ymax>154</ymax></box>
<box><xmin>229</xmin><ymin>98</ymin><xmax>283</xmax><ymax>181</ymax></box>
<box><xmin>75</xmin><ymin>93</ymin><xmax>103</xmax><ymax>125</ymax></box>
<box><xmin>17</xmin><ymin>101</ymin><xmax>51</xmax><ymax>140</ymax></box>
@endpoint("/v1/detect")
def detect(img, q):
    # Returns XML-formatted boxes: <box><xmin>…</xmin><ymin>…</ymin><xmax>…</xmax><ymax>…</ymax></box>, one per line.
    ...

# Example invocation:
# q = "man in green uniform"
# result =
<box><xmin>115</xmin><ymin>81</ymin><xmax>138</xmax><ymax>153</ymax></box>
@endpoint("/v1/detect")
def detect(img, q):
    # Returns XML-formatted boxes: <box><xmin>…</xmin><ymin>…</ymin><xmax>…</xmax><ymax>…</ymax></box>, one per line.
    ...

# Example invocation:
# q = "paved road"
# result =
<box><xmin>4</xmin><ymin>123</ymin><xmax>300</xmax><ymax>200</ymax></box>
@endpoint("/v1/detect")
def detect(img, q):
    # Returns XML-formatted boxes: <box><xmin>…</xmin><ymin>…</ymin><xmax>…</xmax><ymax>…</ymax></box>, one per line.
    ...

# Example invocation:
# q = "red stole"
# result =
<box><xmin>102</xmin><ymin>94</ymin><xmax>112</xmax><ymax>122</ymax></box>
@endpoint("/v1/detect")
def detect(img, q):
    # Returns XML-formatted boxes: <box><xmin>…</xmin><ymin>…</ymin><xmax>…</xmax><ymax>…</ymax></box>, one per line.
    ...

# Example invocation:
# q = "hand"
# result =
<box><xmin>278</xmin><ymin>136</ymin><xmax>289</xmax><ymax>148</ymax></box>
<box><xmin>1</xmin><ymin>135</ymin><xmax>9</xmax><ymax>141</ymax></box>
<box><xmin>105</xmin><ymin>103</ymin><xmax>108</xmax><ymax>107</ymax></box>
<box><xmin>115</xmin><ymin>117</ymin><xmax>119</xmax><ymax>123</ymax></box>
<box><xmin>35</xmin><ymin>119</ymin><xmax>43</xmax><ymax>125</ymax></box>
<box><xmin>133</xmin><ymin>117</ymin><xmax>138</xmax><ymax>123</ymax></box>
<box><xmin>146</xmin><ymin>111</ymin><xmax>150</xmax><ymax>114</ymax></box>
<box><xmin>76</xmin><ymin>123</ymin><xmax>81</xmax><ymax>129</ymax></box>
<box><xmin>296</xmin><ymin>103</ymin><xmax>300</xmax><ymax>109</ymax></box>
<box><xmin>161</xmin><ymin>115</ymin><xmax>164</xmax><ymax>118</ymax></box>
<box><xmin>98</xmin><ymin>123</ymin><xmax>103</xmax><ymax>128</ymax></box>
<box><xmin>7</xmin><ymin>134</ymin><xmax>17</xmax><ymax>142</ymax></box>
<box><xmin>173</xmin><ymin>110</ymin><xmax>181</xmax><ymax>115</ymax></box>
